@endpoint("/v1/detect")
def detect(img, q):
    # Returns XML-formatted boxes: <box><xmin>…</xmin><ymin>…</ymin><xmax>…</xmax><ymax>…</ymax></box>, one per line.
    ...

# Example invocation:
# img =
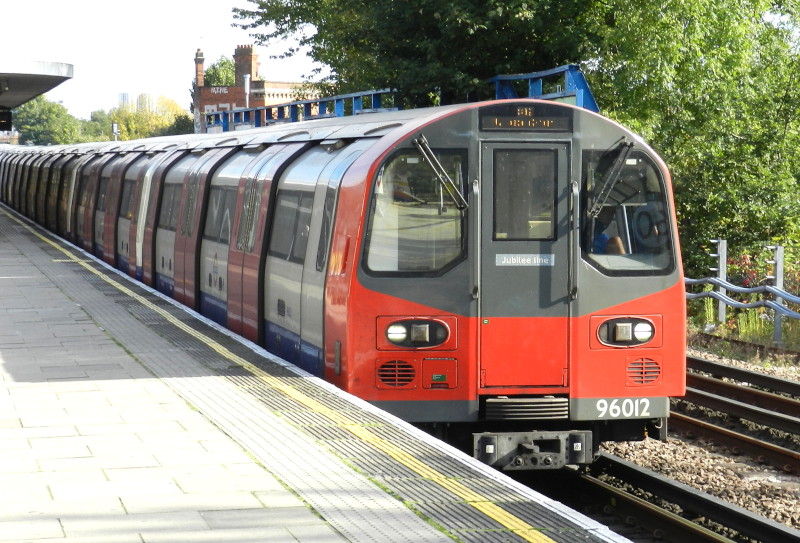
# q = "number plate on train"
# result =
<box><xmin>569</xmin><ymin>397</ymin><xmax>669</xmax><ymax>420</ymax></box>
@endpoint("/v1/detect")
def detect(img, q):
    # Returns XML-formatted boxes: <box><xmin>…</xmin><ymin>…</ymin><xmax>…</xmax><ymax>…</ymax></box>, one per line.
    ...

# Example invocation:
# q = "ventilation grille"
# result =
<box><xmin>627</xmin><ymin>358</ymin><xmax>662</xmax><ymax>385</ymax></box>
<box><xmin>485</xmin><ymin>397</ymin><xmax>569</xmax><ymax>420</ymax></box>
<box><xmin>377</xmin><ymin>360</ymin><xmax>416</xmax><ymax>387</ymax></box>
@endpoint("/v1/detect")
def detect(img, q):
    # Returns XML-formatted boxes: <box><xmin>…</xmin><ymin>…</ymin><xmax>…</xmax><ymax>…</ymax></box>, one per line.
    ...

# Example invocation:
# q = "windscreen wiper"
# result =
<box><xmin>413</xmin><ymin>134</ymin><xmax>468</xmax><ymax>210</ymax></box>
<box><xmin>588</xmin><ymin>140</ymin><xmax>633</xmax><ymax>218</ymax></box>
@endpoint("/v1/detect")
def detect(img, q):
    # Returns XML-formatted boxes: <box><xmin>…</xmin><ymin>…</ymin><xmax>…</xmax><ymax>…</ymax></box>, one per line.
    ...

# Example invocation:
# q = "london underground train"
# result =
<box><xmin>0</xmin><ymin>94</ymin><xmax>686</xmax><ymax>470</ymax></box>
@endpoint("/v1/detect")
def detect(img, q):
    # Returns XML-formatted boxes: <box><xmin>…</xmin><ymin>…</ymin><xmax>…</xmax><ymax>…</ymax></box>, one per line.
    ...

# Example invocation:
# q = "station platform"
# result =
<box><xmin>0</xmin><ymin>206</ymin><xmax>629</xmax><ymax>543</ymax></box>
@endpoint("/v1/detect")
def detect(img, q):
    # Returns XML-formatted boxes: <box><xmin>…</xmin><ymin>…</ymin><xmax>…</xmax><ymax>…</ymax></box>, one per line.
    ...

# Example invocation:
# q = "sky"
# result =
<box><xmin>4</xmin><ymin>0</ymin><xmax>323</xmax><ymax>119</ymax></box>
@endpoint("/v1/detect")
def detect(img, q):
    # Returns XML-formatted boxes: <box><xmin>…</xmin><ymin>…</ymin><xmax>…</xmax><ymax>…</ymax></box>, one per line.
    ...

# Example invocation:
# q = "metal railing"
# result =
<box><xmin>203</xmin><ymin>64</ymin><xmax>598</xmax><ymax>132</ymax></box>
<box><xmin>686</xmin><ymin>241</ymin><xmax>794</xmax><ymax>345</ymax></box>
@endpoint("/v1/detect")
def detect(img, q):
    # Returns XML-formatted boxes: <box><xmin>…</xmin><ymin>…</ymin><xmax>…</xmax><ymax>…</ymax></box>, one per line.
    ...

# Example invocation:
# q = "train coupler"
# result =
<box><xmin>473</xmin><ymin>430</ymin><xmax>594</xmax><ymax>470</ymax></box>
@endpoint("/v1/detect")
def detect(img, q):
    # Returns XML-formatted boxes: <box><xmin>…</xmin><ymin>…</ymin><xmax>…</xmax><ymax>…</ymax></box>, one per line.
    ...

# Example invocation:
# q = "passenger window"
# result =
<box><xmin>269</xmin><ymin>190</ymin><xmax>314</xmax><ymax>265</ymax></box>
<box><xmin>96</xmin><ymin>178</ymin><xmax>110</xmax><ymax>212</ymax></box>
<box><xmin>493</xmin><ymin>149</ymin><xmax>556</xmax><ymax>240</ymax></box>
<box><xmin>157</xmin><ymin>183</ymin><xmax>181</xmax><ymax>231</ymax></box>
<box><xmin>237</xmin><ymin>178</ymin><xmax>261</xmax><ymax>253</ymax></box>
<box><xmin>316</xmin><ymin>186</ymin><xmax>337</xmax><ymax>272</ymax></box>
<box><xmin>203</xmin><ymin>186</ymin><xmax>237</xmax><ymax>244</ymax></box>
<box><xmin>119</xmin><ymin>179</ymin><xmax>135</xmax><ymax>220</ymax></box>
<box><xmin>181</xmin><ymin>176</ymin><xmax>200</xmax><ymax>236</ymax></box>
<box><xmin>365</xmin><ymin>149</ymin><xmax>466</xmax><ymax>274</ymax></box>
<box><xmin>582</xmin><ymin>148</ymin><xmax>674</xmax><ymax>275</ymax></box>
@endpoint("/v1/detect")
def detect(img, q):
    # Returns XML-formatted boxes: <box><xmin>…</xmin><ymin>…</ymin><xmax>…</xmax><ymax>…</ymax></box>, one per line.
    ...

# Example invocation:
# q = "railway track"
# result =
<box><xmin>526</xmin><ymin>451</ymin><xmax>799</xmax><ymax>542</ymax></box>
<box><xmin>584</xmin><ymin>452</ymin><xmax>800</xmax><ymax>542</ymax></box>
<box><xmin>673</xmin><ymin>355</ymin><xmax>800</xmax><ymax>473</ymax></box>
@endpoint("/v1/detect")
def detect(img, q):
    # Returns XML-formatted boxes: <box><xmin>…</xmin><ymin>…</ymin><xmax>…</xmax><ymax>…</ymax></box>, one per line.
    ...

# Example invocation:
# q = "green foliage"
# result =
<box><xmin>233</xmin><ymin>1</ymin><xmax>800</xmax><ymax>276</ymax></box>
<box><xmin>234</xmin><ymin>0</ymin><xmax>603</xmax><ymax>105</ymax></box>
<box><xmin>109</xmin><ymin>95</ymin><xmax>193</xmax><ymax>140</ymax></box>
<box><xmin>13</xmin><ymin>95</ymin><xmax>82</xmax><ymax>145</ymax></box>
<box><xmin>11</xmin><ymin>94</ymin><xmax>193</xmax><ymax>144</ymax></box>
<box><xmin>588</xmin><ymin>1</ymin><xmax>800</xmax><ymax>277</ymax></box>
<box><xmin>160</xmin><ymin>113</ymin><xmax>195</xmax><ymax>136</ymax></box>
<box><xmin>204</xmin><ymin>56</ymin><xmax>236</xmax><ymax>87</ymax></box>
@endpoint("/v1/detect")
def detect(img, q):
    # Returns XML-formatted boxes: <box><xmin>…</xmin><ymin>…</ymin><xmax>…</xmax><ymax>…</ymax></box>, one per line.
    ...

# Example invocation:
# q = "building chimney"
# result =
<box><xmin>233</xmin><ymin>45</ymin><xmax>259</xmax><ymax>87</ymax></box>
<box><xmin>194</xmin><ymin>48</ymin><xmax>205</xmax><ymax>87</ymax></box>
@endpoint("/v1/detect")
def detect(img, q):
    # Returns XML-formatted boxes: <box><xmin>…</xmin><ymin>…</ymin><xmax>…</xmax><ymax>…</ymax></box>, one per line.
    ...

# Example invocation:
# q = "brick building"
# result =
<box><xmin>193</xmin><ymin>45</ymin><xmax>307</xmax><ymax>133</ymax></box>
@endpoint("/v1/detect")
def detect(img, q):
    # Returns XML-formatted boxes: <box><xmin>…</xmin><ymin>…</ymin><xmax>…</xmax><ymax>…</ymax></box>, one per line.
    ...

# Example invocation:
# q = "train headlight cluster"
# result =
<box><xmin>384</xmin><ymin>319</ymin><xmax>449</xmax><ymax>348</ymax></box>
<box><xmin>597</xmin><ymin>317</ymin><xmax>656</xmax><ymax>347</ymax></box>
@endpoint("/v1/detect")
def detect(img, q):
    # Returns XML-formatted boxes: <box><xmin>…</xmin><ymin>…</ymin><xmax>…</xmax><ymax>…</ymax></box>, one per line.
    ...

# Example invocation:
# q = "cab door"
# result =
<box><xmin>479</xmin><ymin>143</ymin><xmax>571</xmax><ymax>388</ymax></box>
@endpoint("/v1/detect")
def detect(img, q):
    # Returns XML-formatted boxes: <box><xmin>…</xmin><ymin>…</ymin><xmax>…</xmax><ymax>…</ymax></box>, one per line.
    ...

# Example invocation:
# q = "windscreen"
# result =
<box><xmin>582</xmin><ymin>148</ymin><xmax>674</xmax><ymax>275</ymax></box>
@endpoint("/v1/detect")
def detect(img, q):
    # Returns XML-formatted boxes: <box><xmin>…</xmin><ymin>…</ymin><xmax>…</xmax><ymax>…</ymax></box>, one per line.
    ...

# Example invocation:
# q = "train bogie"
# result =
<box><xmin>0</xmin><ymin>96</ymin><xmax>686</xmax><ymax>471</ymax></box>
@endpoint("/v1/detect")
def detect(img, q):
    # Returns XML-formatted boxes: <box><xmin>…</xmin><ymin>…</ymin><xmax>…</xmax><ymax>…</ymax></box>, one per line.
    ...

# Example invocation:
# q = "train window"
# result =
<box><xmin>237</xmin><ymin>177</ymin><xmax>261</xmax><ymax>253</ymax></box>
<box><xmin>493</xmin><ymin>149</ymin><xmax>557</xmax><ymax>240</ymax></box>
<box><xmin>315</xmin><ymin>185</ymin><xmax>337</xmax><ymax>272</ymax></box>
<box><xmin>96</xmin><ymin>178</ymin><xmax>110</xmax><ymax>212</ymax></box>
<box><xmin>203</xmin><ymin>186</ymin><xmax>237</xmax><ymax>245</ymax></box>
<box><xmin>119</xmin><ymin>179</ymin><xmax>135</xmax><ymax>220</ymax></box>
<box><xmin>180</xmin><ymin>176</ymin><xmax>200</xmax><ymax>236</ymax></box>
<box><xmin>269</xmin><ymin>190</ymin><xmax>314</xmax><ymax>264</ymax></box>
<box><xmin>157</xmin><ymin>183</ymin><xmax>181</xmax><ymax>232</ymax></box>
<box><xmin>365</xmin><ymin>150</ymin><xmax>466</xmax><ymax>274</ymax></box>
<box><xmin>582</xmin><ymin>148</ymin><xmax>674</xmax><ymax>275</ymax></box>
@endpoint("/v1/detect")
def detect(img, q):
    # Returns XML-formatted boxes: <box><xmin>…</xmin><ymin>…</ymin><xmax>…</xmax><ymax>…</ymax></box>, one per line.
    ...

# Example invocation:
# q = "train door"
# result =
<box><xmin>173</xmin><ymin>147</ymin><xmax>237</xmax><ymax>308</ymax></box>
<box><xmin>227</xmin><ymin>143</ymin><xmax>307</xmax><ymax>341</ymax></box>
<box><xmin>101</xmin><ymin>153</ymin><xmax>142</xmax><ymax>266</ymax></box>
<box><xmin>299</xmin><ymin>141</ymin><xmax>370</xmax><ymax>375</ymax></box>
<box><xmin>141</xmin><ymin>150</ymin><xmax>187</xmax><ymax>285</ymax></box>
<box><xmin>478</xmin><ymin>143</ymin><xmax>571</xmax><ymax>388</ymax></box>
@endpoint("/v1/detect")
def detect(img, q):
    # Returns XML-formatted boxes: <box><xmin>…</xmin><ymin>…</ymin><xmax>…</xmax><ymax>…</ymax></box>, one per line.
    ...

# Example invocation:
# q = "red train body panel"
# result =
<box><xmin>0</xmin><ymin>98</ymin><xmax>686</xmax><ymax>470</ymax></box>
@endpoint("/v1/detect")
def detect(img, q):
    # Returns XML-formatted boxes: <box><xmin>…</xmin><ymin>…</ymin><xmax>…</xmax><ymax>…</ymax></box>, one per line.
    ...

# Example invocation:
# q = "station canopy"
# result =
<box><xmin>0</xmin><ymin>60</ymin><xmax>73</xmax><ymax>110</ymax></box>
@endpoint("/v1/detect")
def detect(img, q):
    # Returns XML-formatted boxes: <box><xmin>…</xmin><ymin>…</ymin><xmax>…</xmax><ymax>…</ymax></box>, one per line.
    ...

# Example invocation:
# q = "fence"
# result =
<box><xmin>685</xmin><ymin>240</ymin><xmax>800</xmax><ymax>346</ymax></box>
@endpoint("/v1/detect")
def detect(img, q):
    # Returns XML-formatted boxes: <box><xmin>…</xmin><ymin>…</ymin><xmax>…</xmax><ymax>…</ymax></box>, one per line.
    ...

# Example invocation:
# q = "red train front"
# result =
<box><xmin>0</xmin><ymin>96</ymin><xmax>686</xmax><ymax>471</ymax></box>
<box><xmin>326</xmin><ymin>100</ymin><xmax>686</xmax><ymax>469</ymax></box>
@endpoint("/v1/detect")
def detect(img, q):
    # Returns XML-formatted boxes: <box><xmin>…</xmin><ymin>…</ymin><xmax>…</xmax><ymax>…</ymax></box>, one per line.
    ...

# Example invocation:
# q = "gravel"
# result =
<box><xmin>601</xmin><ymin>345</ymin><xmax>800</xmax><ymax>533</ymax></box>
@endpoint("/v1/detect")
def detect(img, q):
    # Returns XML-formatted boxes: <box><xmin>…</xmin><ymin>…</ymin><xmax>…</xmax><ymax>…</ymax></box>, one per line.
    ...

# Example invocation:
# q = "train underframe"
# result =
<box><xmin>422</xmin><ymin>415</ymin><xmax>668</xmax><ymax>470</ymax></box>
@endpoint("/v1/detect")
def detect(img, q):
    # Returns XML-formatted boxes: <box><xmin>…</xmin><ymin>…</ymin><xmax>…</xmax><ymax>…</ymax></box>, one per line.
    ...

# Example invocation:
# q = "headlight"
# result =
<box><xmin>633</xmin><ymin>322</ymin><xmax>654</xmax><ymax>342</ymax></box>
<box><xmin>386</xmin><ymin>324</ymin><xmax>408</xmax><ymax>343</ymax></box>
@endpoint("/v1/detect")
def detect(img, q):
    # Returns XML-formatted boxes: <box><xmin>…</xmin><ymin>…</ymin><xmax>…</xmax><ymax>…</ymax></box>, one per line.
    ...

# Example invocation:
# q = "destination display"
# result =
<box><xmin>480</xmin><ymin>103</ymin><xmax>573</xmax><ymax>132</ymax></box>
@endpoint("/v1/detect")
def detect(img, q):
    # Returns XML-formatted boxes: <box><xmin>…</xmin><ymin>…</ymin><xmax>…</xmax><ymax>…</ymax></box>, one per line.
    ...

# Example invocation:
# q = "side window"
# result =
<box><xmin>364</xmin><ymin>149</ymin><xmax>466</xmax><ymax>274</ymax></box>
<box><xmin>236</xmin><ymin>178</ymin><xmax>261</xmax><ymax>253</ymax></box>
<box><xmin>582</xmin><ymin>148</ymin><xmax>674</xmax><ymax>275</ymax></box>
<box><xmin>96</xmin><ymin>178</ymin><xmax>110</xmax><ymax>212</ymax></box>
<box><xmin>269</xmin><ymin>190</ymin><xmax>314</xmax><ymax>264</ymax></box>
<box><xmin>315</xmin><ymin>186</ymin><xmax>337</xmax><ymax>272</ymax></box>
<box><xmin>119</xmin><ymin>179</ymin><xmax>135</xmax><ymax>220</ymax></box>
<box><xmin>180</xmin><ymin>176</ymin><xmax>200</xmax><ymax>236</ymax></box>
<box><xmin>203</xmin><ymin>186</ymin><xmax>237</xmax><ymax>244</ymax></box>
<box><xmin>158</xmin><ymin>183</ymin><xmax>181</xmax><ymax>231</ymax></box>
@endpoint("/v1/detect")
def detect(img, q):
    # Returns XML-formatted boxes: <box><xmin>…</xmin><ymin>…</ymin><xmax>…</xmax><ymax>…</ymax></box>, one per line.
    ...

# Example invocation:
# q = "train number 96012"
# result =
<box><xmin>595</xmin><ymin>398</ymin><xmax>651</xmax><ymax>419</ymax></box>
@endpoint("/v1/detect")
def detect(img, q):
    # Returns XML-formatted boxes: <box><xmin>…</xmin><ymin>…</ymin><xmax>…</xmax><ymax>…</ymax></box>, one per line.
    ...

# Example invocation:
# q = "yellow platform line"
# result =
<box><xmin>9</xmin><ymin>211</ymin><xmax>557</xmax><ymax>543</ymax></box>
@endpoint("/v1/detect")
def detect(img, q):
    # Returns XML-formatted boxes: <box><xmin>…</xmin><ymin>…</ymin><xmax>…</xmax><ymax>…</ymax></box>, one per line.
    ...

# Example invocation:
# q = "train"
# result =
<box><xmin>0</xmin><ymin>94</ymin><xmax>686</xmax><ymax>470</ymax></box>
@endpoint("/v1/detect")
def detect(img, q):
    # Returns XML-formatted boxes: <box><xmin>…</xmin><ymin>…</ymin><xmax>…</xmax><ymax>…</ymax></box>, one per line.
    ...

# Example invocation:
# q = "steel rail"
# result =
<box><xmin>576</xmin><ymin>471</ymin><xmax>733</xmax><ymax>542</ymax></box>
<box><xmin>594</xmin><ymin>453</ymin><xmax>800</xmax><ymax>543</ymax></box>
<box><xmin>687</xmin><ymin>355</ymin><xmax>800</xmax><ymax>397</ymax></box>
<box><xmin>686</xmin><ymin>373</ymin><xmax>800</xmax><ymax>416</ymax></box>
<box><xmin>682</xmin><ymin>387</ymin><xmax>800</xmax><ymax>435</ymax></box>
<box><xmin>669</xmin><ymin>412</ymin><xmax>800</xmax><ymax>474</ymax></box>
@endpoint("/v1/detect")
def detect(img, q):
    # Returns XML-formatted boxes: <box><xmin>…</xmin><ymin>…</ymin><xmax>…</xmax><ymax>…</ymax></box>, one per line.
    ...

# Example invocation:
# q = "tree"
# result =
<box><xmin>587</xmin><ymin>0</ymin><xmax>800</xmax><ymax>275</ymax></box>
<box><xmin>204</xmin><ymin>56</ymin><xmax>236</xmax><ymax>87</ymax></box>
<box><xmin>233</xmin><ymin>0</ymin><xmax>602</xmax><ymax>105</ymax></box>
<box><xmin>109</xmin><ymin>95</ymin><xmax>193</xmax><ymax>140</ymax></box>
<box><xmin>160</xmin><ymin>113</ymin><xmax>194</xmax><ymax>136</ymax></box>
<box><xmin>12</xmin><ymin>95</ymin><xmax>82</xmax><ymax>145</ymax></box>
<box><xmin>234</xmin><ymin>0</ymin><xmax>800</xmax><ymax>275</ymax></box>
